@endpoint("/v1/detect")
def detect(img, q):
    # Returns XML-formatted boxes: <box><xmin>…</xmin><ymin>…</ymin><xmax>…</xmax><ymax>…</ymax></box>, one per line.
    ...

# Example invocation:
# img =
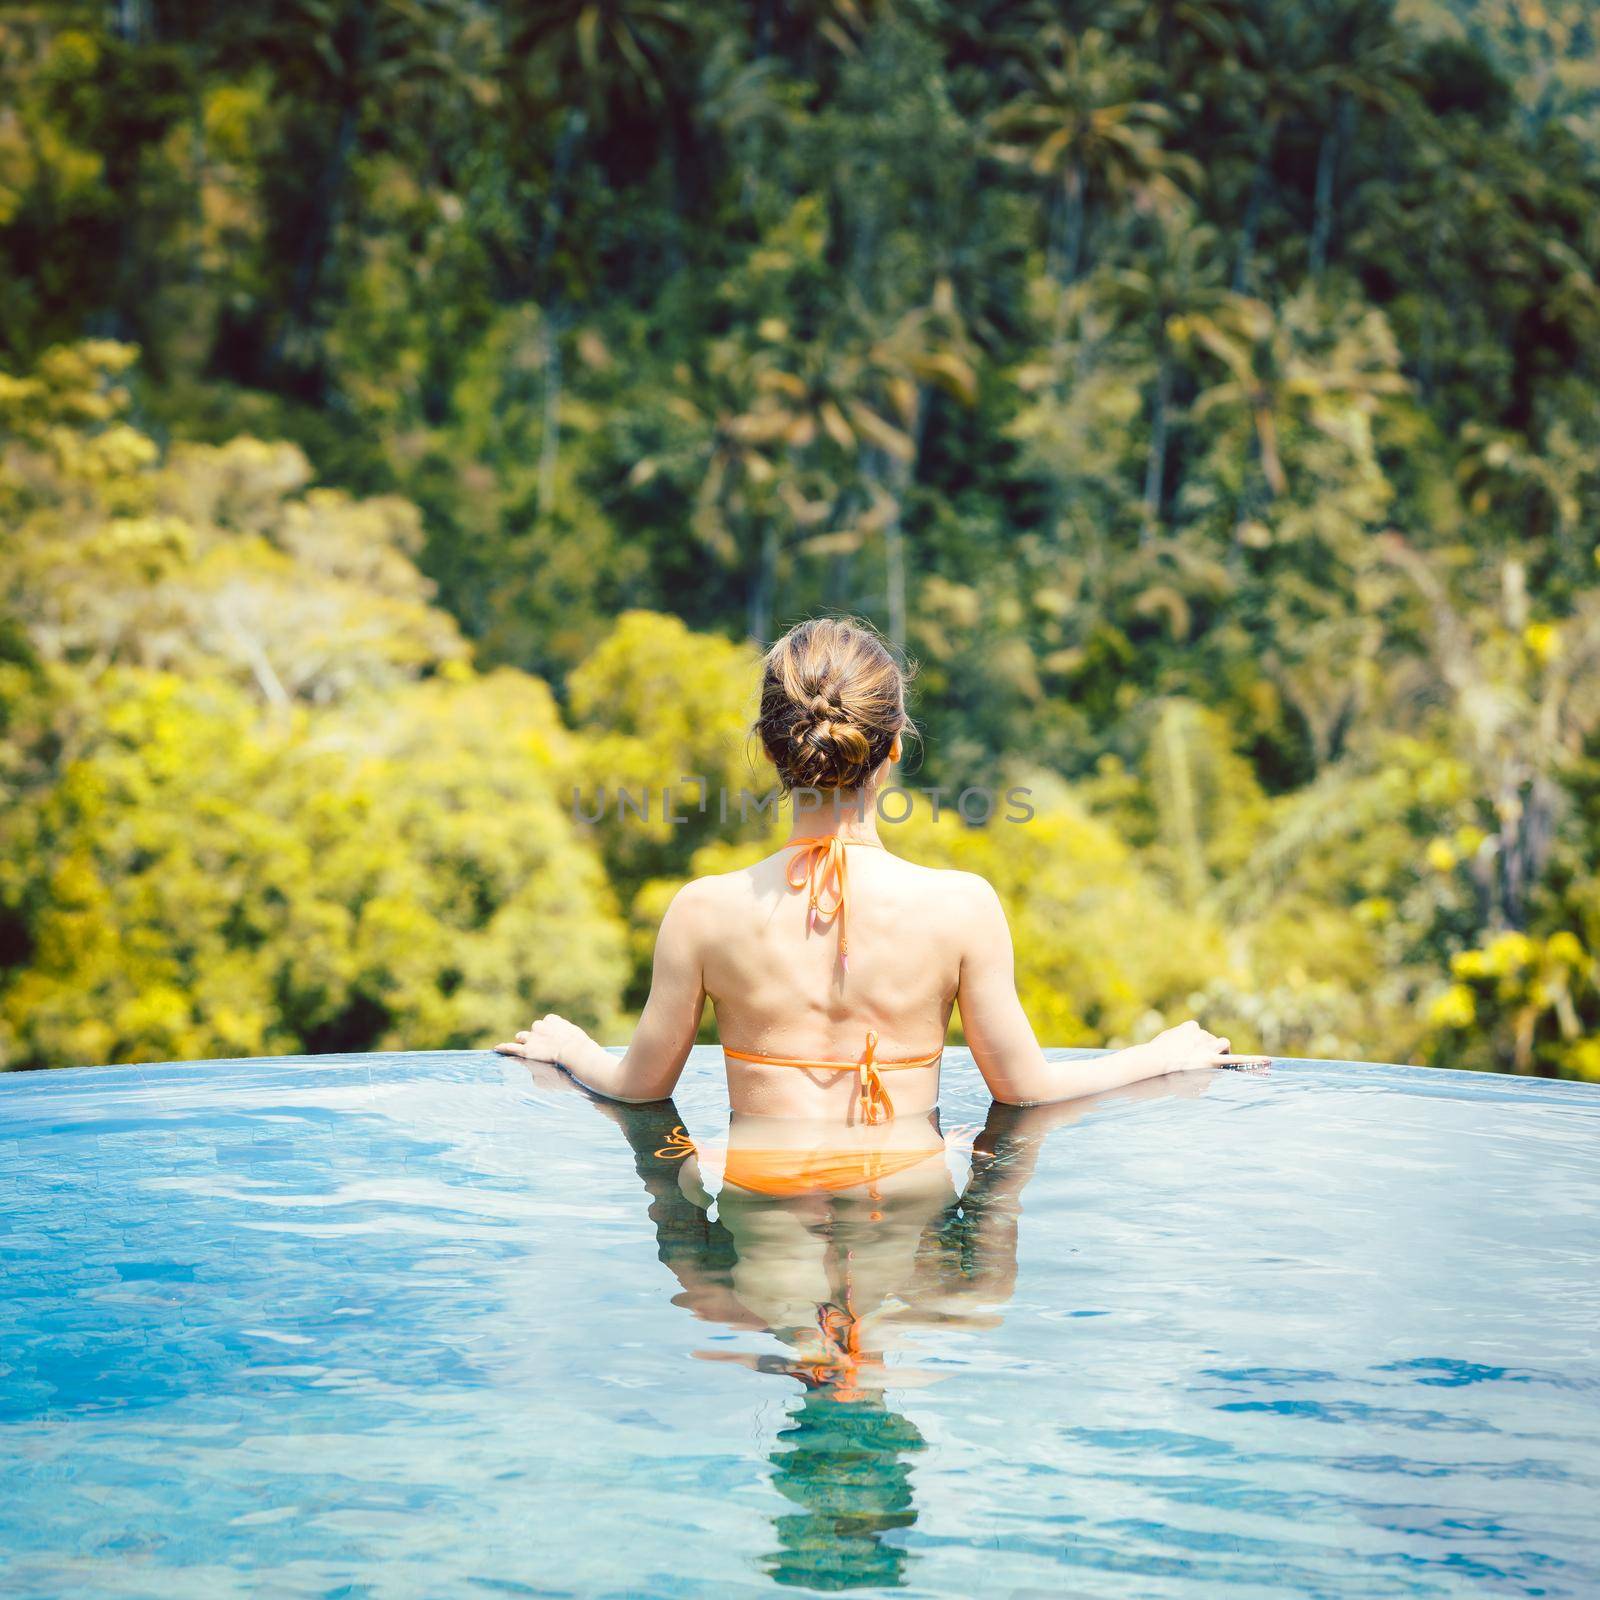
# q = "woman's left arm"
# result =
<box><xmin>494</xmin><ymin>882</ymin><xmax>708</xmax><ymax>1103</ymax></box>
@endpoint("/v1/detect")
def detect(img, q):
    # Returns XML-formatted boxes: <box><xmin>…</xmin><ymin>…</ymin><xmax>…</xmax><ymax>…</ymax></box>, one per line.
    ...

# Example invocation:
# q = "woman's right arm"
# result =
<box><xmin>953</xmin><ymin>874</ymin><xmax>1267</xmax><ymax>1104</ymax></box>
<box><xmin>493</xmin><ymin>880</ymin><xmax>709</xmax><ymax>1103</ymax></box>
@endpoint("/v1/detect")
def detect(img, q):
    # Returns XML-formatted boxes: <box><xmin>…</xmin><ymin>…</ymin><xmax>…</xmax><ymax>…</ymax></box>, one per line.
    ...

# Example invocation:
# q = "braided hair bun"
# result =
<box><xmin>756</xmin><ymin>617</ymin><xmax>913</xmax><ymax>793</ymax></box>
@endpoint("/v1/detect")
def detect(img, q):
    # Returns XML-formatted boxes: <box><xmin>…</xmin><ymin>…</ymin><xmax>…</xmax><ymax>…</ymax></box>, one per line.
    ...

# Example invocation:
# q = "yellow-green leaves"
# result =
<box><xmin>0</xmin><ymin>345</ymin><xmax>627</xmax><ymax>1067</ymax></box>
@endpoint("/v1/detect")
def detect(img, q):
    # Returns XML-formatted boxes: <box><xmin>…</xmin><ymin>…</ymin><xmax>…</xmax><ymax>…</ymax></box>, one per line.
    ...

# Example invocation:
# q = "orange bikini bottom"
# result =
<box><xmin>721</xmin><ymin>1144</ymin><xmax>946</xmax><ymax>1198</ymax></box>
<box><xmin>652</xmin><ymin>1125</ymin><xmax>949</xmax><ymax>1199</ymax></box>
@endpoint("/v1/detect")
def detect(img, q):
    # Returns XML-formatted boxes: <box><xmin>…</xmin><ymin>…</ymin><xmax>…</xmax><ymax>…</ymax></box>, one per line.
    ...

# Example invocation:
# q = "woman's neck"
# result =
<box><xmin>783</xmin><ymin>790</ymin><xmax>883</xmax><ymax>846</ymax></box>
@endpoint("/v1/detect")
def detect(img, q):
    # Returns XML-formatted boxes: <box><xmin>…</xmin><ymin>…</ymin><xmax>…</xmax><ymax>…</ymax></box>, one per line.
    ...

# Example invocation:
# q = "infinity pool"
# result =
<box><xmin>2</xmin><ymin>1048</ymin><xmax>1597</xmax><ymax>1598</ymax></box>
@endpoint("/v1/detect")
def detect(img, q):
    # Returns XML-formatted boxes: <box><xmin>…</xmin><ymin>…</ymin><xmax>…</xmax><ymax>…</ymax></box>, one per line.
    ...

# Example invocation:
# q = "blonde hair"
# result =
<box><xmin>755</xmin><ymin>617</ymin><xmax>914</xmax><ymax>793</ymax></box>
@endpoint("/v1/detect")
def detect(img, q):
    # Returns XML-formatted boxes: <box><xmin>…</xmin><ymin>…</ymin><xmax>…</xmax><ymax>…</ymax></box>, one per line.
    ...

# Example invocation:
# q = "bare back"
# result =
<box><xmin>691</xmin><ymin>842</ymin><xmax>978</xmax><ymax>1120</ymax></box>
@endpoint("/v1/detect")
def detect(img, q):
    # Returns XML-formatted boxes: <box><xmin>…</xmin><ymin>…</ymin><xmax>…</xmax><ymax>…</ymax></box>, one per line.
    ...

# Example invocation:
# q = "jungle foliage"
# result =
<box><xmin>3</xmin><ymin>0</ymin><xmax>1599</xmax><ymax>1076</ymax></box>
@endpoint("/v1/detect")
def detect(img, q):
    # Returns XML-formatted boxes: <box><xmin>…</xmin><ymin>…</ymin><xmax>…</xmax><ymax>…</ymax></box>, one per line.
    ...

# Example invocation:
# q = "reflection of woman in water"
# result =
<box><xmin>527</xmin><ymin>1060</ymin><xmax>1219</xmax><ymax>1590</ymax></box>
<box><xmin>496</xmin><ymin>615</ymin><xmax>1263</xmax><ymax>1586</ymax></box>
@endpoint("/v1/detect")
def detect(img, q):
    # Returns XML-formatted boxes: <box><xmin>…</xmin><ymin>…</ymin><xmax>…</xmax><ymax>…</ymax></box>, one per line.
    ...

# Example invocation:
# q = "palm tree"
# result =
<box><xmin>1308</xmin><ymin>0</ymin><xmax>1414</xmax><ymax>278</ymax></box>
<box><xmin>754</xmin><ymin>0</ymin><xmax>891</xmax><ymax>65</ymax></box>
<box><xmin>738</xmin><ymin>335</ymin><xmax>914</xmax><ymax>643</ymax></box>
<box><xmin>501</xmin><ymin>0</ymin><xmax>697</xmax><ymax>515</ymax></box>
<box><xmin>661</xmin><ymin>288</ymin><xmax>980</xmax><ymax>650</ymax></box>
<box><xmin>859</xmin><ymin>281</ymin><xmax>981</xmax><ymax>650</ymax></box>
<box><xmin>638</xmin><ymin>331</ymin><xmax>896</xmax><ymax>644</ymax></box>
<box><xmin>1378</xmin><ymin>534</ymin><xmax>1600</xmax><ymax>933</ymax></box>
<box><xmin>988</xmin><ymin>26</ymin><xmax>1198</xmax><ymax>284</ymax></box>
<box><xmin>1096</xmin><ymin>214</ymin><xmax>1228</xmax><ymax>534</ymax></box>
<box><xmin>250</xmin><ymin>0</ymin><xmax>495</xmax><ymax>385</ymax></box>
<box><xmin>1127</xmin><ymin>0</ymin><xmax>1255</xmax><ymax>76</ymax></box>
<box><xmin>1225</xmin><ymin>9</ymin><xmax>1329</xmax><ymax>293</ymax></box>
<box><xmin>1173</xmin><ymin>288</ymin><xmax>1408</xmax><ymax>504</ymax></box>
<box><xmin>1455</xmin><ymin>423</ymin><xmax>1584</xmax><ymax>555</ymax></box>
<box><xmin>695</xmin><ymin>35</ymin><xmax>788</xmax><ymax>214</ymax></box>
<box><xmin>505</xmin><ymin>0</ymin><xmax>694</xmax><ymax>130</ymax></box>
<box><xmin>627</xmin><ymin>338</ymin><xmax>810</xmax><ymax>642</ymax></box>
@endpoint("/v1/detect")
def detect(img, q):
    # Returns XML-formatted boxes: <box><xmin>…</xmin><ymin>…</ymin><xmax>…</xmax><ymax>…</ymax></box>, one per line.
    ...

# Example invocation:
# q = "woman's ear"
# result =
<box><xmin>889</xmin><ymin>733</ymin><xmax>902</xmax><ymax>764</ymax></box>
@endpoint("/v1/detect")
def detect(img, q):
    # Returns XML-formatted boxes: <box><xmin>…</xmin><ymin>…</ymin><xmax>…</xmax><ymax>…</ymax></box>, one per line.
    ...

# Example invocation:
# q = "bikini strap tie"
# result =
<box><xmin>653</xmin><ymin>1125</ymin><xmax>695</xmax><ymax>1160</ymax></box>
<box><xmin>786</xmin><ymin>836</ymin><xmax>854</xmax><ymax>972</ymax></box>
<box><xmin>858</xmin><ymin>1028</ymin><xmax>893</xmax><ymax>1125</ymax></box>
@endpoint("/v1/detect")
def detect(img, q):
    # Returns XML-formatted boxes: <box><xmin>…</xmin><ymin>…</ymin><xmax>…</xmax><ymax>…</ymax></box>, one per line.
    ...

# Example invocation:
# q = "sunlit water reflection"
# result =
<box><xmin>2</xmin><ymin>1048</ymin><xmax>1597</xmax><ymax>1597</ymax></box>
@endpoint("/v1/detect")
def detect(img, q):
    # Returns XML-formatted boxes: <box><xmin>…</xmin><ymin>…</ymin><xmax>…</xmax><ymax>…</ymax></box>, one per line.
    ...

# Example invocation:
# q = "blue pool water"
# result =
<box><xmin>2</xmin><ymin>1048</ymin><xmax>1598</xmax><ymax>1598</ymax></box>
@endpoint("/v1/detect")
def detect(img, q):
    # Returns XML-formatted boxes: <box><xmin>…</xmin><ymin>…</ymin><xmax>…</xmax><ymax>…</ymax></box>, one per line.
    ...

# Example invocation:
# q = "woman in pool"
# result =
<box><xmin>520</xmin><ymin>1053</ymin><xmax>1227</xmax><ymax>1588</ymax></box>
<box><xmin>496</xmin><ymin>613</ymin><xmax>1267</xmax><ymax>1123</ymax></box>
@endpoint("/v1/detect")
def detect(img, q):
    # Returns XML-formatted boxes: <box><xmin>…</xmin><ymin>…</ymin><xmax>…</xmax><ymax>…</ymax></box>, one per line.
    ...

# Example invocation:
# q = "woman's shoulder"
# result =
<box><xmin>887</xmin><ymin>857</ymin><xmax>1000</xmax><ymax>904</ymax></box>
<box><xmin>860</xmin><ymin>847</ymin><xmax>1004</xmax><ymax>918</ymax></box>
<box><xmin>666</xmin><ymin>857</ymin><xmax>774</xmax><ymax>913</ymax></box>
<box><xmin>665</xmin><ymin>869</ymin><xmax>744</xmax><ymax>909</ymax></box>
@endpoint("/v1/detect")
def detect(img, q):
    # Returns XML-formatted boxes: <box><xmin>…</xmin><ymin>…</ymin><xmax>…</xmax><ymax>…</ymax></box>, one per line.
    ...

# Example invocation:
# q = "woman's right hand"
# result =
<box><xmin>1144</xmin><ymin>1019</ymin><xmax>1271</xmax><ymax>1073</ymax></box>
<box><xmin>495</xmin><ymin>1012</ymin><xmax>591</xmax><ymax>1065</ymax></box>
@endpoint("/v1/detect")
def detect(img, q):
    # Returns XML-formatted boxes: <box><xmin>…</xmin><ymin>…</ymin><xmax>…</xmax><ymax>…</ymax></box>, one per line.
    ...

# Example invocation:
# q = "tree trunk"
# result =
<box><xmin>1233</xmin><ymin>117</ymin><xmax>1279</xmax><ymax>293</ymax></box>
<box><xmin>1152</xmin><ymin>2</ymin><xmax>1173</xmax><ymax>71</ymax></box>
<box><xmin>114</xmin><ymin>0</ymin><xmax>145</xmax><ymax>43</ymax></box>
<box><xmin>884</xmin><ymin>516</ymin><xmax>906</xmax><ymax>653</ymax></box>
<box><xmin>1309</xmin><ymin>130</ymin><xmax>1336</xmax><ymax>278</ymax></box>
<box><xmin>1501</xmin><ymin>555</ymin><xmax>1528</xmax><ymax>630</ymax></box>
<box><xmin>267</xmin><ymin>7</ymin><xmax>375</xmax><ymax>383</ymax></box>
<box><xmin>1417</xmin><ymin>224</ymin><xmax>1442</xmax><ymax>398</ymax></box>
<box><xmin>529</xmin><ymin>106</ymin><xmax>587</xmax><ymax>514</ymax></box>
<box><xmin>1309</xmin><ymin>94</ymin><xmax>1351</xmax><ymax>278</ymax></box>
<box><xmin>534</xmin><ymin>109</ymin><xmax>585</xmax><ymax>284</ymax></box>
<box><xmin>99</xmin><ymin>0</ymin><xmax>153</xmax><ymax>344</ymax></box>
<box><xmin>1156</xmin><ymin>702</ymin><xmax>1209</xmax><ymax>912</ymax></box>
<box><xmin>1057</xmin><ymin>164</ymin><xmax>1085</xmax><ymax>284</ymax></box>
<box><xmin>748</xmin><ymin>521</ymin><xmax>778</xmax><ymax>644</ymax></box>
<box><xmin>1142</xmin><ymin>348</ymin><xmax>1173</xmax><ymax>539</ymax></box>
<box><xmin>536</xmin><ymin>311</ymin><xmax>564</xmax><ymax>517</ymax></box>
<box><xmin>1494</xmin><ymin>777</ymin><xmax>1525</xmax><ymax>933</ymax></box>
<box><xmin>883</xmin><ymin>393</ymin><xmax>930</xmax><ymax>654</ymax></box>
<box><xmin>285</xmin><ymin>98</ymin><xmax>359</xmax><ymax>327</ymax></box>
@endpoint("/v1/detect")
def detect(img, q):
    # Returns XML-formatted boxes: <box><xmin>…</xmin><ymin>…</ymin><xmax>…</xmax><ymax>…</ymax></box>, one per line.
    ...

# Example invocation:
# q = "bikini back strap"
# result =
<box><xmin>723</xmin><ymin>1031</ymin><xmax>944</xmax><ymax>1124</ymax></box>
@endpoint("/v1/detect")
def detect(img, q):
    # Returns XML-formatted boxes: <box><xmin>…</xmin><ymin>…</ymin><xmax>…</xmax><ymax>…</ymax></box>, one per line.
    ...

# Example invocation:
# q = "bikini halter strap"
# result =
<box><xmin>786</xmin><ymin>835</ymin><xmax>879</xmax><ymax>973</ymax></box>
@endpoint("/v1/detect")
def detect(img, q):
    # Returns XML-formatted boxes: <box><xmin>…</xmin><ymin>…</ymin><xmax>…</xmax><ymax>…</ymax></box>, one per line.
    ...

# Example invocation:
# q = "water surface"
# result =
<box><xmin>2</xmin><ymin>1048</ymin><xmax>1597</xmax><ymax>1598</ymax></box>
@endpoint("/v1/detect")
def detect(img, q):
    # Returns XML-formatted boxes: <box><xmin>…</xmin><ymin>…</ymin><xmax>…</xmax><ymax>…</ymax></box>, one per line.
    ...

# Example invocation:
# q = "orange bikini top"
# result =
<box><xmin>725</xmin><ymin>1031</ymin><xmax>942</xmax><ymax>1125</ymax></box>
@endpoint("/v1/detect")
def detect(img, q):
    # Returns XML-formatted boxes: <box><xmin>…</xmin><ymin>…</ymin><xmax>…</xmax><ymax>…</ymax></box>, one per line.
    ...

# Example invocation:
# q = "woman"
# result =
<box><xmin>494</xmin><ymin>615</ymin><xmax>1267</xmax><ymax>1121</ymax></box>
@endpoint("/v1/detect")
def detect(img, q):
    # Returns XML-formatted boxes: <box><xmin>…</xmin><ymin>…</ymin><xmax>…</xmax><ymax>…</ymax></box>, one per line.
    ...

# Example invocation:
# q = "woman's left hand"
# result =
<box><xmin>494</xmin><ymin>1012</ymin><xmax>589</xmax><ymax>1064</ymax></box>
